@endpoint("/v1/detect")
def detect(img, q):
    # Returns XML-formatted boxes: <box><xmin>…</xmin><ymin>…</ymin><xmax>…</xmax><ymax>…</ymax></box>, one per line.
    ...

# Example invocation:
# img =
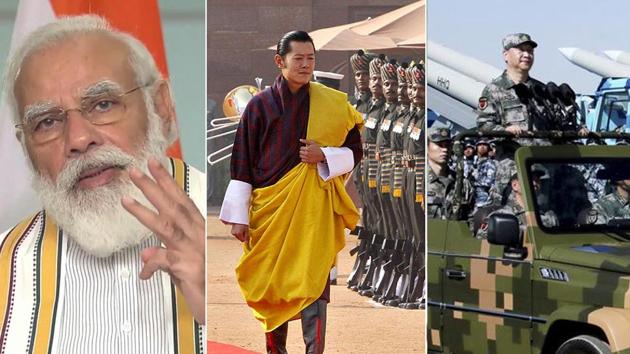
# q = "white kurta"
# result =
<box><xmin>0</xmin><ymin>159</ymin><xmax>205</xmax><ymax>354</ymax></box>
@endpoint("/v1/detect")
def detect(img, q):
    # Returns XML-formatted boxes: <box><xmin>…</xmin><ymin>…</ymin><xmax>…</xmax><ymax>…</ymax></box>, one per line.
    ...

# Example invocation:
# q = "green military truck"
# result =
<box><xmin>428</xmin><ymin>132</ymin><xmax>630</xmax><ymax>354</ymax></box>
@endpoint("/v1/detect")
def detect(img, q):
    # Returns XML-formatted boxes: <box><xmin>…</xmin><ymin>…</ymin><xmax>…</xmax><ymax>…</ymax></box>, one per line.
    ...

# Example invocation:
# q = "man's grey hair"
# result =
<box><xmin>4</xmin><ymin>14</ymin><xmax>176</xmax><ymax>144</ymax></box>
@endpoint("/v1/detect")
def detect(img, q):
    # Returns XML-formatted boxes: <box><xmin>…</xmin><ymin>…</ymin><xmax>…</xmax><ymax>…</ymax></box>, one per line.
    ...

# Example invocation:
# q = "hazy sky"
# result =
<box><xmin>428</xmin><ymin>0</ymin><xmax>630</xmax><ymax>94</ymax></box>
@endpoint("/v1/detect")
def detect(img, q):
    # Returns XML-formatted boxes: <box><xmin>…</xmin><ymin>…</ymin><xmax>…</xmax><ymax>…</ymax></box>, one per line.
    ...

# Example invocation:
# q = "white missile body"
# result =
<box><xmin>427</xmin><ymin>59</ymin><xmax>486</xmax><ymax>108</ymax></box>
<box><xmin>427</xmin><ymin>41</ymin><xmax>502</xmax><ymax>85</ymax></box>
<box><xmin>603</xmin><ymin>50</ymin><xmax>630</xmax><ymax>66</ymax></box>
<box><xmin>559</xmin><ymin>47</ymin><xmax>630</xmax><ymax>77</ymax></box>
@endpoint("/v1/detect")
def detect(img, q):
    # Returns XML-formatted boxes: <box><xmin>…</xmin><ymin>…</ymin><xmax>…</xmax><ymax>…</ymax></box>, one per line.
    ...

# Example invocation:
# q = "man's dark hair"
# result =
<box><xmin>276</xmin><ymin>30</ymin><xmax>315</xmax><ymax>57</ymax></box>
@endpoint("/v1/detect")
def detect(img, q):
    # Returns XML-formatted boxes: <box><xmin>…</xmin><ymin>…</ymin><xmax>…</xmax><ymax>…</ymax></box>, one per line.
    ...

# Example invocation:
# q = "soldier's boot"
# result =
<box><xmin>399</xmin><ymin>247</ymin><xmax>421</xmax><ymax>309</ymax></box>
<box><xmin>347</xmin><ymin>228</ymin><xmax>370</xmax><ymax>289</ymax></box>
<box><xmin>265</xmin><ymin>322</ymin><xmax>288</xmax><ymax>354</ymax></box>
<box><xmin>358</xmin><ymin>234</ymin><xmax>384</xmax><ymax>296</ymax></box>
<box><xmin>401</xmin><ymin>267</ymin><xmax>424</xmax><ymax>310</ymax></box>
<box><xmin>372</xmin><ymin>239</ymin><xmax>395</xmax><ymax>301</ymax></box>
<box><xmin>301</xmin><ymin>300</ymin><xmax>327</xmax><ymax>354</ymax></box>
<box><xmin>381</xmin><ymin>240</ymin><xmax>404</xmax><ymax>304</ymax></box>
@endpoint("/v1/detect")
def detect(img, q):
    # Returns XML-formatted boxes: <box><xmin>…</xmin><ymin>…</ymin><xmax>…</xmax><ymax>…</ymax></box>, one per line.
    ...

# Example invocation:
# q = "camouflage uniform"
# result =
<box><xmin>575</xmin><ymin>163</ymin><xmax>606</xmax><ymax>203</ymax></box>
<box><xmin>477</xmin><ymin>192</ymin><xmax>559</xmax><ymax>239</ymax></box>
<box><xmin>473</xmin><ymin>156</ymin><xmax>497</xmax><ymax>208</ymax></box>
<box><xmin>427</xmin><ymin>164</ymin><xmax>455</xmax><ymax>219</ymax></box>
<box><xmin>426</xmin><ymin>128</ymin><xmax>455</xmax><ymax>219</ymax></box>
<box><xmin>476</xmin><ymin>70</ymin><xmax>548</xmax><ymax>145</ymax></box>
<box><xmin>591</xmin><ymin>190</ymin><xmax>630</xmax><ymax>224</ymax></box>
<box><xmin>477</xmin><ymin>33</ymin><xmax>548</xmax><ymax>200</ymax></box>
<box><xmin>463</xmin><ymin>156</ymin><xmax>476</xmax><ymax>179</ymax></box>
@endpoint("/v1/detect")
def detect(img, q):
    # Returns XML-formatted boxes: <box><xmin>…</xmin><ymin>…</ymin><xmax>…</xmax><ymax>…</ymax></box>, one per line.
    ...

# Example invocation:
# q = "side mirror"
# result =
<box><xmin>488</xmin><ymin>213</ymin><xmax>527</xmax><ymax>260</ymax></box>
<box><xmin>487</xmin><ymin>213</ymin><xmax>520</xmax><ymax>246</ymax></box>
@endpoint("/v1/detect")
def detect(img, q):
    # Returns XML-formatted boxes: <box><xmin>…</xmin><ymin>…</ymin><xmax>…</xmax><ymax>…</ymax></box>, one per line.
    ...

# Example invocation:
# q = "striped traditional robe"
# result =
<box><xmin>0</xmin><ymin>158</ymin><xmax>205</xmax><ymax>354</ymax></box>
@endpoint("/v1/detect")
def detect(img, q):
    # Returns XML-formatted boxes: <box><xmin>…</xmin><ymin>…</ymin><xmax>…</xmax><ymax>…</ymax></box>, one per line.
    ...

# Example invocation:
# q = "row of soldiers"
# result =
<box><xmin>346</xmin><ymin>50</ymin><xmax>425</xmax><ymax>309</ymax></box>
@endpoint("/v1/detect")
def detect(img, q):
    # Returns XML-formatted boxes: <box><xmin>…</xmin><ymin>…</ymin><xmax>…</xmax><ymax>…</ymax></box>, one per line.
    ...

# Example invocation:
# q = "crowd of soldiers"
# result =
<box><xmin>427</xmin><ymin>33</ymin><xmax>630</xmax><ymax>233</ymax></box>
<box><xmin>346</xmin><ymin>50</ymin><xmax>425</xmax><ymax>310</ymax></box>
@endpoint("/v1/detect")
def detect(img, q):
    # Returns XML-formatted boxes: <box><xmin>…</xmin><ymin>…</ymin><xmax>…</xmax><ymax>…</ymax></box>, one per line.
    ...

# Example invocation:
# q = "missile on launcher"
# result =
<box><xmin>603</xmin><ymin>50</ymin><xmax>630</xmax><ymax>67</ymax></box>
<box><xmin>559</xmin><ymin>47</ymin><xmax>630</xmax><ymax>77</ymax></box>
<box><xmin>427</xmin><ymin>41</ymin><xmax>502</xmax><ymax>85</ymax></box>
<box><xmin>427</xmin><ymin>58</ymin><xmax>487</xmax><ymax>109</ymax></box>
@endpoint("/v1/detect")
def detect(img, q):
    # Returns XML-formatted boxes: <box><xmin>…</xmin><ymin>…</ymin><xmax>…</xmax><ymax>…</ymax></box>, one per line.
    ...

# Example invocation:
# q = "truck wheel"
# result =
<box><xmin>556</xmin><ymin>335</ymin><xmax>611</xmax><ymax>354</ymax></box>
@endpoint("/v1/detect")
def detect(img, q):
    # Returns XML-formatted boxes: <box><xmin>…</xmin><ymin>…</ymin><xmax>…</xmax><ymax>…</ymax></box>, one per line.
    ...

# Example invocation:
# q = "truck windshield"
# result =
<box><xmin>528</xmin><ymin>159</ymin><xmax>630</xmax><ymax>231</ymax></box>
<box><xmin>599</xmin><ymin>92</ymin><xmax>630</xmax><ymax>132</ymax></box>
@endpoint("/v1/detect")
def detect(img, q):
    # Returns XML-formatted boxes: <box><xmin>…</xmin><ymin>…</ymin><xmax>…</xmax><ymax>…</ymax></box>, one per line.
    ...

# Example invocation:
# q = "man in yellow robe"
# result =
<box><xmin>220</xmin><ymin>30</ymin><xmax>364</xmax><ymax>354</ymax></box>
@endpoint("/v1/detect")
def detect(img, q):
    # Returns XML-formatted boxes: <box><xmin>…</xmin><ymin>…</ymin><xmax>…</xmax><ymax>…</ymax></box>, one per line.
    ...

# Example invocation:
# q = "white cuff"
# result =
<box><xmin>317</xmin><ymin>147</ymin><xmax>354</xmax><ymax>181</ymax></box>
<box><xmin>219</xmin><ymin>180</ymin><xmax>252</xmax><ymax>225</ymax></box>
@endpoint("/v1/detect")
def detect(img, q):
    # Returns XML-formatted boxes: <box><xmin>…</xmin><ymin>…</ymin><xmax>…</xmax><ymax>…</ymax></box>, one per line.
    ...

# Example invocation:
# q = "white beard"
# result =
<box><xmin>33</xmin><ymin>111</ymin><xmax>169</xmax><ymax>258</ymax></box>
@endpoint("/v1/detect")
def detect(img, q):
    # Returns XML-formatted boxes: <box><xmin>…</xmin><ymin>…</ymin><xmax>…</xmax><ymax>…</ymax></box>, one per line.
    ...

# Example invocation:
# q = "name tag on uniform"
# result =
<box><xmin>410</xmin><ymin>126</ymin><xmax>422</xmax><ymax>140</ymax></box>
<box><xmin>393</xmin><ymin>121</ymin><xmax>404</xmax><ymax>133</ymax></box>
<box><xmin>365</xmin><ymin>115</ymin><xmax>378</xmax><ymax>129</ymax></box>
<box><xmin>380</xmin><ymin>118</ymin><xmax>392</xmax><ymax>131</ymax></box>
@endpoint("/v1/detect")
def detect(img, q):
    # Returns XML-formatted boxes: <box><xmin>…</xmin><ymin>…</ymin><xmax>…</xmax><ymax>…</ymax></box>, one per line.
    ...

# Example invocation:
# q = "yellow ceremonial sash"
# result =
<box><xmin>236</xmin><ymin>82</ymin><xmax>363</xmax><ymax>332</ymax></box>
<box><xmin>0</xmin><ymin>158</ymin><xmax>202</xmax><ymax>354</ymax></box>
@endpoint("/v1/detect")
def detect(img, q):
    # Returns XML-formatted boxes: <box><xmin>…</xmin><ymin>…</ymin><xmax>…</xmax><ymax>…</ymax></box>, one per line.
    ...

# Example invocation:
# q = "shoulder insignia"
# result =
<box><xmin>478</xmin><ymin>97</ymin><xmax>488</xmax><ymax>110</ymax></box>
<box><xmin>586</xmin><ymin>209</ymin><xmax>599</xmax><ymax>224</ymax></box>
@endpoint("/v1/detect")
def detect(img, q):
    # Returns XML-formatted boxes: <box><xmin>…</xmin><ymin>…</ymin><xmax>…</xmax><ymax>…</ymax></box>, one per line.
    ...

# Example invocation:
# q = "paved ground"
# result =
<box><xmin>207</xmin><ymin>215</ymin><xmax>424</xmax><ymax>353</ymax></box>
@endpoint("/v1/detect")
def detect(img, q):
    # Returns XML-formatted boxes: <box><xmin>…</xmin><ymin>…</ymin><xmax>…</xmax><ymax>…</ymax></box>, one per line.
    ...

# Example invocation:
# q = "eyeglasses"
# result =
<box><xmin>15</xmin><ymin>83</ymin><xmax>149</xmax><ymax>144</ymax></box>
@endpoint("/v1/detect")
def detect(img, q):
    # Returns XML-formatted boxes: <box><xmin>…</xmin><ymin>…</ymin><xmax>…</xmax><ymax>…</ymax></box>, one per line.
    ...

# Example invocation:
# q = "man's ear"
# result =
<box><xmin>274</xmin><ymin>54</ymin><xmax>285</xmax><ymax>69</ymax></box>
<box><xmin>153</xmin><ymin>80</ymin><xmax>175</xmax><ymax>133</ymax></box>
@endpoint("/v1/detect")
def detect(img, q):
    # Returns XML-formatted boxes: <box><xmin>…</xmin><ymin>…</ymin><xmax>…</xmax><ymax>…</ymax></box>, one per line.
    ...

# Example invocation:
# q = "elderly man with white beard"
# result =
<box><xmin>0</xmin><ymin>16</ymin><xmax>205</xmax><ymax>353</ymax></box>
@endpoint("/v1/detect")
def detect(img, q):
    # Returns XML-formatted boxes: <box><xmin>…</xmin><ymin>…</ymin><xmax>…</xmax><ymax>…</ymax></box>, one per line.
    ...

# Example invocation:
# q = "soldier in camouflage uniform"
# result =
<box><xmin>427</xmin><ymin>127</ymin><xmax>455</xmax><ymax>219</ymax></box>
<box><xmin>477</xmin><ymin>167</ymin><xmax>559</xmax><ymax>238</ymax></box>
<box><xmin>478</xmin><ymin>33</ymin><xmax>588</xmax><ymax>204</ymax></box>
<box><xmin>477</xmin><ymin>33</ymin><xmax>546</xmax><ymax>202</ymax></box>
<box><xmin>473</xmin><ymin>138</ymin><xmax>497</xmax><ymax>208</ymax></box>
<box><xmin>589</xmin><ymin>168</ymin><xmax>630</xmax><ymax>224</ymax></box>
<box><xmin>476</xmin><ymin>33</ymin><xmax>543</xmax><ymax>138</ymax></box>
<box><xmin>462</xmin><ymin>141</ymin><xmax>476</xmax><ymax>179</ymax></box>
